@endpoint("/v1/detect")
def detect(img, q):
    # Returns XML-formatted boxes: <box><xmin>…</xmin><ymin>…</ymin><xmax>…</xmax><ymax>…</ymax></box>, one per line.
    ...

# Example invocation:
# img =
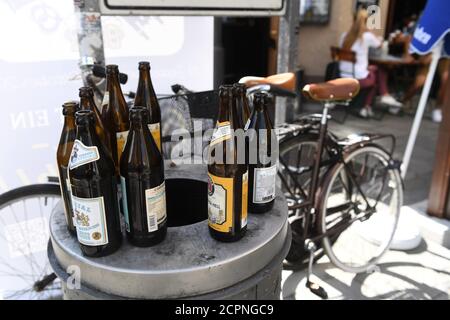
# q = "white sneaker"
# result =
<box><xmin>388</xmin><ymin>106</ymin><xmax>401</xmax><ymax>115</ymax></box>
<box><xmin>367</xmin><ymin>108</ymin><xmax>375</xmax><ymax>118</ymax></box>
<box><xmin>380</xmin><ymin>95</ymin><xmax>403</xmax><ymax>108</ymax></box>
<box><xmin>432</xmin><ymin>109</ymin><xmax>442</xmax><ymax>123</ymax></box>
<box><xmin>359</xmin><ymin>108</ymin><xmax>370</xmax><ymax>119</ymax></box>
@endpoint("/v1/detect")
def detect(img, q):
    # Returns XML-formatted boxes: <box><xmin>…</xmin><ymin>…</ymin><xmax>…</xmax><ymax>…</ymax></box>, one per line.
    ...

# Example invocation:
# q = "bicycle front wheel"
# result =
<box><xmin>0</xmin><ymin>184</ymin><xmax>62</xmax><ymax>299</ymax></box>
<box><xmin>318</xmin><ymin>145</ymin><xmax>402</xmax><ymax>273</ymax></box>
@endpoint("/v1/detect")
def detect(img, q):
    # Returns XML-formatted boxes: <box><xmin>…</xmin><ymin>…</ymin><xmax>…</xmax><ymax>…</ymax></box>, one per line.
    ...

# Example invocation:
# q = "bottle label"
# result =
<box><xmin>145</xmin><ymin>182</ymin><xmax>167</xmax><ymax>232</ymax></box>
<box><xmin>242</xmin><ymin>171</ymin><xmax>248</xmax><ymax>227</ymax></box>
<box><xmin>116</xmin><ymin>130</ymin><xmax>129</xmax><ymax>161</ymax></box>
<box><xmin>69</xmin><ymin>139</ymin><xmax>100</xmax><ymax>170</ymax></box>
<box><xmin>72</xmin><ymin>195</ymin><xmax>108</xmax><ymax>246</ymax></box>
<box><xmin>66</xmin><ymin>166</ymin><xmax>76</xmax><ymax>227</ymax></box>
<box><xmin>120</xmin><ymin>176</ymin><xmax>130</xmax><ymax>232</ymax></box>
<box><xmin>253</xmin><ymin>164</ymin><xmax>277</xmax><ymax>203</ymax></box>
<box><xmin>210</xmin><ymin>121</ymin><xmax>231</xmax><ymax>146</ymax></box>
<box><xmin>101</xmin><ymin>91</ymin><xmax>109</xmax><ymax>109</ymax></box>
<box><xmin>148</xmin><ymin>122</ymin><xmax>162</xmax><ymax>152</ymax></box>
<box><xmin>207</xmin><ymin>172</ymin><xmax>247</xmax><ymax>233</ymax></box>
<box><xmin>244</xmin><ymin>119</ymin><xmax>251</xmax><ymax>131</ymax></box>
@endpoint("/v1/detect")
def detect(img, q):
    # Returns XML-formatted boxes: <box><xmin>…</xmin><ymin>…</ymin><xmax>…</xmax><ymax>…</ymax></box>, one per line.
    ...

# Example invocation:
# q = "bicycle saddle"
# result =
<box><xmin>302</xmin><ymin>78</ymin><xmax>360</xmax><ymax>102</ymax></box>
<box><xmin>239</xmin><ymin>72</ymin><xmax>296</xmax><ymax>91</ymax></box>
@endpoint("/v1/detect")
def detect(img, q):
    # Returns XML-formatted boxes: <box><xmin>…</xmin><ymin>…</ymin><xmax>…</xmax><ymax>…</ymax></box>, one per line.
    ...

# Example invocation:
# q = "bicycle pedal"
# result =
<box><xmin>306</xmin><ymin>280</ymin><xmax>328</xmax><ymax>299</ymax></box>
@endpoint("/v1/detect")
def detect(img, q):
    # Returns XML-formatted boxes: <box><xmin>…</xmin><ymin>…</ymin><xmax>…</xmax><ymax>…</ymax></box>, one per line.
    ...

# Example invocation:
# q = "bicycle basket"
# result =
<box><xmin>158</xmin><ymin>90</ymin><xmax>218</xmax><ymax>162</ymax></box>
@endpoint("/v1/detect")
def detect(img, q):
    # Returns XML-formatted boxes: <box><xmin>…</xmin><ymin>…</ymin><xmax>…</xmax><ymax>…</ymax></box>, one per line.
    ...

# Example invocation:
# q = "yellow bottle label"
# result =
<box><xmin>207</xmin><ymin>172</ymin><xmax>247</xmax><ymax>233</ymax></box>
<box><xmin>116</xmin><ymin>130</ymin><xmax>129</xmax><ymax>163</ymax></box>
<box><xmin>242</xmin><ymin>171</ymin><xmax>248</xmax><ymax>228</ymax></box>
<box><xmin>148</xmin><ymin>122</ymin><xmax>162</xmax><ymax>152</ymax></box>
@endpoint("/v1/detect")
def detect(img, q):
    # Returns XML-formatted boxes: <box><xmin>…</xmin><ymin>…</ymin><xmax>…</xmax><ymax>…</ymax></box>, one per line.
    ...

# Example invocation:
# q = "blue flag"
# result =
<box><xmin>410</xmin><ymin>0</ymin><xmax>450</xmax><ymax>57</ymax></box>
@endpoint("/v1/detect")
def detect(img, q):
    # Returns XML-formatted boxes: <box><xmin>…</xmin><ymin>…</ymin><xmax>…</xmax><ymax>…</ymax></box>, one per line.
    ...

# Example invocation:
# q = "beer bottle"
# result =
<box><xmin>56</xmin><ymin>101</ymin><xmax>79</xmax><ymax>234</ymax></box>
<box><xmin>207</xmin><ymin>85</ymin><xmax>248</xmax><ymax>242</ymax></box>
<box><xmin>101</xmin><ymin>64</ymin><xmax>130</xmax><ymax>173</ymax></box>
<box><xmin>79</xmin><ymin>87</ymin><xmax>110</xmax><ymax>152</ymax></box>
<box><xmin>120</xmin><ymin>106</ymin><xmax>167</xmax><ymax>247</ymax></box>
<box><xmin>247</xmin><ymin>93</ymin><xmax>277</xmax><ymax>214</ymax></box>
<box><xmin>134</xmin><ymin>61</ymin><xmax>162</xmax><ymax>153</ymax></box>
<box><xmin>69</xmin><ymin>110</ymin><xmax>122</xmax><ymax>257</ymax></box>
<box><xmin>233</xmin><ymin>83</ymin><xmax>251</xmax><ymax>126</ymax></box>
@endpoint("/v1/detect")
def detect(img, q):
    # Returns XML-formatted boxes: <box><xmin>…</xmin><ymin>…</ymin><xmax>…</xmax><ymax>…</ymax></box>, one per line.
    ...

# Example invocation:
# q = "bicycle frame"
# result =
<box><xmin>278</xmin><ymin>101</ymin><xmax>401</xmax><ymax>245</ymax></box>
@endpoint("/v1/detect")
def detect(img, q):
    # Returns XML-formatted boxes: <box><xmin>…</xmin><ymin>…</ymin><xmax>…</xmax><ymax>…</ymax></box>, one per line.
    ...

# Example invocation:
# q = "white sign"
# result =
<box><xmin>100</xmin><ymin>0</ymin><xmax>285</xmax><ymax>16</ymax></box>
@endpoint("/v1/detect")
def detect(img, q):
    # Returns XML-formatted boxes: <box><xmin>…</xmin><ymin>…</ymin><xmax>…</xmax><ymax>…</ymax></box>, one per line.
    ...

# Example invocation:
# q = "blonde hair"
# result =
<box><xmin>342</xmin><ymin>9</ymin><xmax>369</xmax><ymax>50</ymax></box>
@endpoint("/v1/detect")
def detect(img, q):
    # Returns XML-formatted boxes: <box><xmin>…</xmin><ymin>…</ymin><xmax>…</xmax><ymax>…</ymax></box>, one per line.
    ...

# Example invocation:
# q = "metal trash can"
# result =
<box><xmin>48</xmin><ymin>163</ymin><xmax>290</xmax><ymax>300</ymax></box>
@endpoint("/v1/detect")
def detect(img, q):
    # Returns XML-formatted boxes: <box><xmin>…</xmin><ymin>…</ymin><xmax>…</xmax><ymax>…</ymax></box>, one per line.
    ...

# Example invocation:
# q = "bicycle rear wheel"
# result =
<box><xmin>318</xmin><ymin>145</ymin><xmax>402</xmax><ymax>273</ymax></box>
<box><xmin>0</xmin><ymin>184</ymin><xmax>62</xmax><ymax>299</ymax></box>
<box><xmin>278</xmin><ymin>133</ymin><xmax>332</xmax><ymax>268</ymax></box>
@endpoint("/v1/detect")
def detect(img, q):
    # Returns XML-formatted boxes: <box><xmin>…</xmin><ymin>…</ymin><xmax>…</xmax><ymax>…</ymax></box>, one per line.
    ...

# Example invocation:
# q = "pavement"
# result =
<box><xmin>281</xmin><ymin>104</ymin><xmax>450</xmax><ymax>300</ymax></box>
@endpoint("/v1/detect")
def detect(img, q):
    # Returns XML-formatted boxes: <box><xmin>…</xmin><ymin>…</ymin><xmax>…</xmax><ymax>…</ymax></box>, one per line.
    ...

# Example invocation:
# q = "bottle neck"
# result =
<box><xmin>106</xmin><ymin>72</ymin><xmax>124</xmax><ymax>95</ymax></box>
<box><xmin>79</xmin><ymin>95</ymin><xmax>95</xmax><ymax>111</ymax></box>
<box><xmin>64</xmin><ymin>113</ymin><xmax>76</xmax><ymax>130</ymax></box>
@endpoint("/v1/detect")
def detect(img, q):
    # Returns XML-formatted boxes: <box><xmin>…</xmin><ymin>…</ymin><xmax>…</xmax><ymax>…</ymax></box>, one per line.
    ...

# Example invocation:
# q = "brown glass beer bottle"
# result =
<box><xmin>79</xmin><ymin>87</ymin><xmax>110</xmax><ymax>152</ymax></box>
<box><xmin>69</xmin><ymin>110</ymin><xmax>122</xmax><ymax>257</ymax></box>
<box><xmin>101</xmin><ymin>64</ymin><xmax>130</xmax><ymax>173</ymax></box>
<box><xmin>56</xmin><ymin>101</ymin><xmax>79</xmax><ymax>234</ymax></box>
<box><xmin>247</xmin><ymin>93</ymin><xmax>277</xmax><ymax>214</ymax></box>
<box><xmin>120</xmin><ymin>106</ymin><xmax>167</xmax><ymax>247</ymax></box>
<box><xmin>134</xmin><ymin>61</ymin><xmax>162</xmax><ymax>153</ymax></box>
<box><xmin>207</xmin><ymin>85</ymin><xmax>248</xmax><ymax>242</ymax></box>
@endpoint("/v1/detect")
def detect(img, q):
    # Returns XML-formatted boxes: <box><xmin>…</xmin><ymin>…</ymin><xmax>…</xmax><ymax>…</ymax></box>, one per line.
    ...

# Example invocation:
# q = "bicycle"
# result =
<box><xmin>259</xmin><ymin>77</ymin><xmax>402</xmax><ymax>298</ymax></box>
<box><xmin>0</xmin><ymin>182</ymin><xmax>62</xmax><ymax>299</ymax></box>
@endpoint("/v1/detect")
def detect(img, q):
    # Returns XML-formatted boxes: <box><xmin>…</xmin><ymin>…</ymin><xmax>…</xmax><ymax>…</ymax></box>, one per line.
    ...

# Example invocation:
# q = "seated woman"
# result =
<box><xmin>340</xmin><ymin>9</ymin><xmax>403</xmax><ymax>118</ymax></box>
<box><xmin>402</xmin><ymin>54</ymin><xmax>449</xmax><ymax>123</ymax></box>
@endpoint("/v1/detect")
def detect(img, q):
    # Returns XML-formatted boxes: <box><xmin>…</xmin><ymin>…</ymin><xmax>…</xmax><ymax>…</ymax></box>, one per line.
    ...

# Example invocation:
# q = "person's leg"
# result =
<box><xmin>359</xmin><ymin>69</ymin><xmax>376</xmax><ymax>108</ymax></box>
<box><xmin>358</xmin><ymin>69</ymin><xmax>376</xmax><ymax>118</ymax></box>
<box><xmin>402</xmin><ymin>65</ymin><xmax>429</xmax><ymax>103</ymax></box>
<box><xmin>375</xmin><ymin>65</ymin><xmax>389</xmax><ymax>96</ymax></box>
<box><xmin>433</xmin><ymin>60</ymin><xmax>449</xmax><ymax>123</ymax></box>
<box><xmin>372</xmin><ymin>64</ymin><xmax>403</xmax><ymax>108</ymax></box>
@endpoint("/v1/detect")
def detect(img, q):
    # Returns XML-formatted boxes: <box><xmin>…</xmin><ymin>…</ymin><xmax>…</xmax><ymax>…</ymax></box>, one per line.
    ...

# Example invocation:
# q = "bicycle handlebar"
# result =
<box><xmin>92</xmin><ymin>65</ymin><xmax>128</xmax><ymax>84</ymax></box>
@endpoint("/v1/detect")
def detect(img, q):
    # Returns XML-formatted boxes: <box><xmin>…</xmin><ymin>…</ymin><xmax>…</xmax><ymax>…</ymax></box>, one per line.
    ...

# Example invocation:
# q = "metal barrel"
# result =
<box><xmin>48</xmin><ymin>163</ymin><xmax>290</xmax><ymax>299</ymax></box>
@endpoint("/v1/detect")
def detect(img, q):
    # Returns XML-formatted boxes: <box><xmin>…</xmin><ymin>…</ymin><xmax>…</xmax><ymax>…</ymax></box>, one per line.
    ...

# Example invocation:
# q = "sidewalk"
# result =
<box><xmin>282</xmin><ymin>108</ymin><xmax>450</xmax><ymax>300</ymax></box>
<box><xmin>281</xmin><ymin>239</ymin><xmax>450</xmax><ymax>300</ymax></box>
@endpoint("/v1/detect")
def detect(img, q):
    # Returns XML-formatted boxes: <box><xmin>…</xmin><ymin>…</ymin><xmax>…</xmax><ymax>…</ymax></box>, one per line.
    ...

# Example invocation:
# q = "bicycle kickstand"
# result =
<box><xmin>305</xmin><ymin>239</ymin><xmax>328</xmax><ymax>299</ymax></box>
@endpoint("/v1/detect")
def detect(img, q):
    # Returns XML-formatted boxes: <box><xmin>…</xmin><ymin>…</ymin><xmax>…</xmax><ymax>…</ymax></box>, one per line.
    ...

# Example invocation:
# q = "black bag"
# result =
<box><xmin>325</xmin><ymin>61</ymin><xmax>341</xmax><ymax>81</ymax></box>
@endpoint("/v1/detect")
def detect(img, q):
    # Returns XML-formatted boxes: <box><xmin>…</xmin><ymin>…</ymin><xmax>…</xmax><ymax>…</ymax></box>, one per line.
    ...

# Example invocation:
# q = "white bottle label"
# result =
<box><xmin>101</xmin><ymin>91</ymin><xmax>109</xmax><ymax>108</ymax></box>
<box><xmin>120</xmin><ymin>176</ymin><xmax>131</xmax><ymax>232</ymax></box>
<box><xmin>69</xmin><ymin>139</ymin><xmax>100</xmax><ymax>170</ymax></box>
<box><xmin>253</xmin><ymin>164</ymin><xmax>277</xmax><ymax>204</ymax></box>
<box><xmin>66</xmin><ymin>166</ymin><xmax>76</xmax><ymax>227</ymax></box>
<box><xmin>210</xmin><ymin>121</ymin><xmax>231</xmax><ymax>146</ymax></box>
<box><xmin>244</xmin><ymin>118</ymin><xmax>251</xmax><ymax>131</ymax></box>
<box><xmin>145</xmin><ymin>182</ymin><xmax>167</xmax><ymax>232</ymax></box>
<box><xmin>72</xmin><ymin>195</ymin><xmax>109</xmax><ymax>246</ymax></box>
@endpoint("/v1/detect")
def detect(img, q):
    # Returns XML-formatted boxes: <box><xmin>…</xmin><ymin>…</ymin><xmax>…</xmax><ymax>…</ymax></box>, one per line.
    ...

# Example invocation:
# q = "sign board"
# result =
<box><xmin>99</xmin><ymin>0</ymin><xmax>285</xmax><ymax>16</ymax></box>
